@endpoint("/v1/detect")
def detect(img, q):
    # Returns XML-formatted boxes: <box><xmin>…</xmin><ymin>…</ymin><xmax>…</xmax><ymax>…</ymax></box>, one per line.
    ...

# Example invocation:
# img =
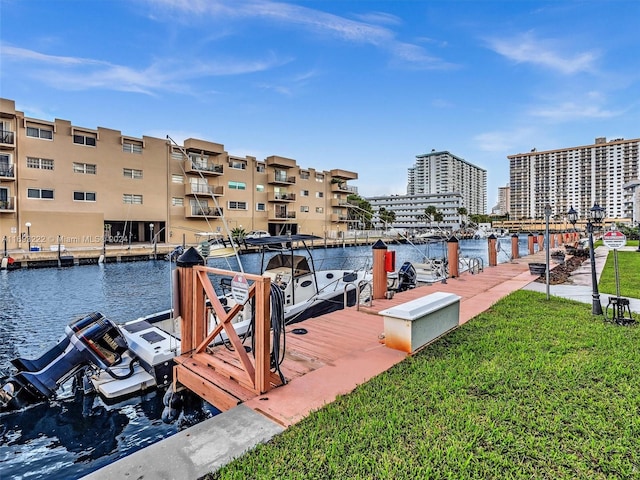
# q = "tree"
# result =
<box><xmin>378</xmin><ymin>207</ymin><xmax>396</xmax><ymax>228</ymax></box>
<box><xmin>346</xmin><ymin>194</ymin><xmax>374</xmax><ymax>229</ymax></box>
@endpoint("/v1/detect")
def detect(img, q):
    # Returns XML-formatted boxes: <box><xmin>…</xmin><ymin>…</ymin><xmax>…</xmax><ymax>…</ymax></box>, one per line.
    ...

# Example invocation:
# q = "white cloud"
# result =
<box><xmin>530</xmin><ymin>102</ymin><xmax>621</xmax><ymax>120</ymax></box>
<box><xmin>485</xmin><ymin>31</ymin><xmax>599</xmax><ymax>75</ymax></box>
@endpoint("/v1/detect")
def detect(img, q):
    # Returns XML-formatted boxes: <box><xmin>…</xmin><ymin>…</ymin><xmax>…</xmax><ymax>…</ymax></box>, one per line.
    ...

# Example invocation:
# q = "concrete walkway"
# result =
<box><xmin>82</xmin><ymin>246</ymin><xmax>639</xmax><ymax>480</ymax></box>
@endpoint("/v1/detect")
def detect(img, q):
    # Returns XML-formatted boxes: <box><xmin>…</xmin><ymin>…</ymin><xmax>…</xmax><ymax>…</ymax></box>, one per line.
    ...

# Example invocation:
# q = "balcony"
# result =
<box><xmin>185</xmin><ymin>205</ymin><xmax>224</xmax><ymax>218</ymax></box>
<box><xmin>330</xmin><ymin>213</ymin><xmax>348</xmax><ymax>222</ymax></box>
<box><xmin>0</xmin><ymin>196</ymin><xmax>15</xmax><ymax>212</ymax></box>
<box><xmin>185</xmin><ymin>160</ymin><xmax>223</xmax><ymax>176</ymax></box>
<box><xmin>185</xmin><ymin>184</ymin><xmax>224</xmax><ymax>196</ymax></box>
<box><xmin>330</xmin><ymin>198</ymin><xmax>349</xmax><ymax>207</ymax></box>
<box><xmin>0</xmin><ymin>165</ymin><xmax>15</xmax><ymax>180</ymax></box>
<box><xmin>0</xmin><ymin>130</ymin><xmax>15</xmax><ymax>146</ymax></box>
<box><xmin>269</xmin><ymin>211</ymin><xmax>296</xmax><ymax>221</ymax></box>
<box><xmin>269</xmin><ymin>174</ymin><xmax>296</xmax><ymax>185</ymax></box>
<box><xmin>329</xmin><ymin>168</ymin><xmax>358</xmax><ymax>181</ymax></box>
<box><xmin>268</xmin><ymin>192</ymin><xmax>296</xmax><ymax>202</ymax></box>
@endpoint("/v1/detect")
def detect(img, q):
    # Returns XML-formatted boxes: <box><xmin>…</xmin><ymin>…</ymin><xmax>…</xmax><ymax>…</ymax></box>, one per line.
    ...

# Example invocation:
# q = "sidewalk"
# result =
<box><xmin>523</xmin><ymin>246</ymin><xmax>640</xmax><ymax>314</ymax></box>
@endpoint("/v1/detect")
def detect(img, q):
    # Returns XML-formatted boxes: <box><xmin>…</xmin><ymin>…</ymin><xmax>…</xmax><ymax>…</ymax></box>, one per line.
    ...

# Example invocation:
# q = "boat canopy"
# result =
<box><xmin>265</xmin><ymin>254</ymin><xmax>312</xmax><ymax>276</ymax></box>
<box><xmin>243</xmin><ymin>234</ymin><xmax>321</xmax><ymax>247</ymax></box>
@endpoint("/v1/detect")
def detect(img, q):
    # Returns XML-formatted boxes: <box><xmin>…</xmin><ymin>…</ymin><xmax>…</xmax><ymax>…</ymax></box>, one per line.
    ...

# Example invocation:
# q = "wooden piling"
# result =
<box><xmin>528</xmin><ymin>233</ymin><xmax>535</xmax><ymax>255</ymax></box>
<box><xmin>488</xmin><ymin>234</ymin><xmax>497</xmax><ymax>267</ymax></box>
<box><xmin>447</xmin><ymin>236</ymin><xmax>459</xmax><ymax>278</ymax></box>
<box><xmin>372</xmin><ymin>240</ymin><xmax>387</xmax><ymax>299</ymax></box>
<box><xmin>511</xmin><ymin>233</ymin><xmax>519</xmax><ymax>259</ymax></box>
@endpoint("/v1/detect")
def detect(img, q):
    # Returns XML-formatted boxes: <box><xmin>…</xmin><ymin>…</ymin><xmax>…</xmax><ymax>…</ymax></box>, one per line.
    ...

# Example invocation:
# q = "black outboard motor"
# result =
<box><xmin>1</xmin><ymin>312</ymin><xmax>128</xmax><ymax>409</ymax></box>
<box><xmin>396</xmin><ymin>262</ymin><xmax>417</xmax><ymax>292</ymax></box>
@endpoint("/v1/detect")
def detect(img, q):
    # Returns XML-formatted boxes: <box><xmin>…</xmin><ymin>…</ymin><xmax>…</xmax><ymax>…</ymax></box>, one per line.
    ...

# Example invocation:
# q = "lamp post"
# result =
<box><xmin>25</xmin><ymin>222</ymin><xmax>31</xmax><ymax>251</ymax></box>
<box><xmin>587</xmin><ymin>203</ymin><xmax>605</xmax><ymax>315</ymax></box>
<box><xmin>544</xmin><ymin>204</ymin><xmax>552</xmax><ymax>300</ymax></box>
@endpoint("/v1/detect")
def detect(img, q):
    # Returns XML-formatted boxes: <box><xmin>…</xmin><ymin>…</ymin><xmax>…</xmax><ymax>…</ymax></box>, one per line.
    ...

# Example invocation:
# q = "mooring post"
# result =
<box><xmin>511</xmin><ymin>233</ymin><xmax>519</xmax><ymax>259</ymax></box>
<box><xmin>447</xmin><ymin>236</ymin><xmax>459</xmax><ymax>278</ymax></box>
<box><xmin>176</xmin><ymin>246</ymin><xmax>206</xmax><ymax>355</ymax></box>
<box><xmin>488</xmin><ymin>234</ymin><xmax>497</xmax><ymax>267</ymax></box>
<box><xmin>528</xmin><ymin>233</ymin><xmax>535</xmax><ymax>255</ymax></box>
<box><xmin>537</xmin><ymin>233</ymin><xmax>544</xmax><ymax>251</ymax></box>
<box><xmin>372</xmin><ymin>239</ymin><xmax>388</xmax><ymax>299</ymax></box>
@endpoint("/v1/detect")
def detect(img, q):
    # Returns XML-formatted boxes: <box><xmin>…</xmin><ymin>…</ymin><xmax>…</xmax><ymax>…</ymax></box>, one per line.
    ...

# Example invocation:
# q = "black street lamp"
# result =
<box><xmin>587</xmin><ymin>203</ymin><xmax>605</xmax><ymax>315</ymax></box>
<box><xmin>567</xmin><ymin>206</ymin><xmax>578</xmax><ymax>232</ymax></box>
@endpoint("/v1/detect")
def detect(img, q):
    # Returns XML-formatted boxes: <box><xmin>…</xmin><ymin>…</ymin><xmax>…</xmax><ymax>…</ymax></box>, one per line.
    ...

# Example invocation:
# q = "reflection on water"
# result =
<box><xmin>0</xmin><ymin>238</ymin><xmax>528</xmax><ymax>479</ymax></box>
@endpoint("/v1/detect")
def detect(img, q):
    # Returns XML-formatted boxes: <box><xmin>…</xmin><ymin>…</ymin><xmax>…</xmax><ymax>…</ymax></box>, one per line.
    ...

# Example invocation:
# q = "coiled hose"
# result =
<box><xmin>269</xmin><ymin>283</ymin><xmax>287</xmax><ymax>385</ymax></box>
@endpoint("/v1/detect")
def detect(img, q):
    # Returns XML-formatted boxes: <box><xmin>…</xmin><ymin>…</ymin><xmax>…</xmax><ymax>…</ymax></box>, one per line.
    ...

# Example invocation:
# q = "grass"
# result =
<box><xmin>599</xmin><ymin>249</ymin><xmax>640</xmax><ymax>298</ymax></box>
<box><xmin>204</xmin><ymin>290</ymin><xmax>640</xmax><ymax>480</ymax></box>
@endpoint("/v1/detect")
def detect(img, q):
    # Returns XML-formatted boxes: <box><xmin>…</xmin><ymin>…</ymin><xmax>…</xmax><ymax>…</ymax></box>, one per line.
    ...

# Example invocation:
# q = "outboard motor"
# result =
<box><xmin>1</xmin><ymin>312</ymin><xmax>128</xmax><ymax>409</ymax></box>
<box><xmin>396</xmin><ymin>262</ymin><xmax>417</xmax><ymax>292</ymax></box>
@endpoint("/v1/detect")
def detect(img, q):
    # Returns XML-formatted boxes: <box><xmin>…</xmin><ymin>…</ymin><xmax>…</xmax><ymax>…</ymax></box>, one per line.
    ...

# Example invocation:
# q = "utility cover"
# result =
<box><xmin>603</xmin><ymin>230</ymin><xmax>626</xmax><ymax>249</ymax></box>
<box><xmin>231</xmin><ymin>273</ymin><xmax>250</xmax><ymax>304</ymax></box>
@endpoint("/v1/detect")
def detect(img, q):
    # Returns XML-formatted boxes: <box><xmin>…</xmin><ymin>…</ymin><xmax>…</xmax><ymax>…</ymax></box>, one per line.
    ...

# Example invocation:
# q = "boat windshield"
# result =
<box><xmin>265</xmin><ymin>254</ymin><xmax>312</xmax><ymax>277</ymax></box>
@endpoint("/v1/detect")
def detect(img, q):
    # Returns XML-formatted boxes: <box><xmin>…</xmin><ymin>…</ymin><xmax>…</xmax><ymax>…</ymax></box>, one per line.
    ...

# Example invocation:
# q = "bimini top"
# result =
<box><xmin>243</xmin><ymin>234</ymin><xmax>322</xmax><ymax>247</ymax></box>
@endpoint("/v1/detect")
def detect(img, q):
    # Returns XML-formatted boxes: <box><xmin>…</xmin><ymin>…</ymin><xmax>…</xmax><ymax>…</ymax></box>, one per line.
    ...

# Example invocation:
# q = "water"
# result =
<box><xmin>0</xmin><ymin>238</ymin><xmax>529</xmax><ymax>479</ymax></box>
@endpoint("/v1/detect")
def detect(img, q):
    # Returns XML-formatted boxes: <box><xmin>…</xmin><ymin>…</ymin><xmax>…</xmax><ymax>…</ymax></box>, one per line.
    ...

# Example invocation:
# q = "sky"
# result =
<box><xmin>1</xmin><ymin>0</ymin><xmax>639</xmax><ymax>210</ymax></box>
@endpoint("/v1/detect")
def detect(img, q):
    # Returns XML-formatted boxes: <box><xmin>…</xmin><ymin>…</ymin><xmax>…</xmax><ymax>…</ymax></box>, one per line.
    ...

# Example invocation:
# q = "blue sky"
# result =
<box><xmin>1</xmin><ymin>0</ymin><xmax>639</xmax><ymax>210</ymax></box>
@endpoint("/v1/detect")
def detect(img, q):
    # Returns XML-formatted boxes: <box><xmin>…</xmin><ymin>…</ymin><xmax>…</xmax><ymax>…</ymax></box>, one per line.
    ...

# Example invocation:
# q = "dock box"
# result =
<box><xmin>379</xmin><ymin>292</ymin><xmax>461</xmax><ymax>353</ymax></box>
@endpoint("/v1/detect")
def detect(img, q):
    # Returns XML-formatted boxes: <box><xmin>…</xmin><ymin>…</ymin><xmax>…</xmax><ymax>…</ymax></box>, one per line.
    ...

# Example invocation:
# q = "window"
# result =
<box><xmin>26</xmin><ymin>126</ymin><xmax>53</xmax><ymax>140</ymax></box>
<box><xmin>315</xmin><ymin>173</ymin><xmax>324</xmax><ymax>183</ymax></box>
<box><xmin>171</xmin><ymin>151</ymin><xmax>183</xmax><ymax>161</ymax></box>
<box><xmin>73</xmin><ymin>134</ymin><xmax>97</xmax><ymax>146</ymax></box>
<box><xmin>256</xmin><ymin>163</ymin><xmax>266</xmax><ymax>173</ymax></box>
<box><xmin>315</xmin><ymin>207</ymin><xmax>323</xmax><ymax>213</ymax></box>
<box><xmin>299</xmin><ymin>170</ymin><xmax>310</xmax><ymax>180</ymax></box>
<box><xmin>123</xmin><ymin>141</ymin><xmax>143</xmax><ymax>154</ymax></box>
<box><xmin>301</xmin><ymin>190</ymin><xmax>309</xmax><ymax>197</ymax></box>
<box><xmin>27</xmin><ymin>188</ymin><xmax>54</xmax><ymax>199</ymax></box>
<box><xmin>228</xmin><ymin>201</ymin><xmax>247</xmax><ymax>210</ymax></box>
<box><xmin>228</xmin><ymin>181</ymin><xmax>246</xmax><ymax>190</ymax></box>
<box><xmin>172</xmin><ymin>197</ymin><xmax>184</xmax><ymax>206</ymax></box>
<box><xmin>229</xmin><ymin>159</ymin><xmax>247</xmax><ymax>169</ymax></box>
<box><xmin>123</xmin><ymin>168</ymin><xmax>143</xmax><ymax>179</ymax></box>
<box><xmin>73</xmin><ymin>191</ymin><xmax>96</xmax><ymax>202</ymax></box>
<box><xmin>73</xmin><ymin>162</ymin><xmax>97</xmax><ymax>174</ymax></box>
<box><xmin>316</xmin><ymin>192</ymin><xmax>324</xmax><ymax>198</ymax></box>
<box><xmin>27</xmin><ymin>157</ymin><xmax>54</xmax><ymax>170</ymax></box>
<box><xmin>256</xmin><ymin>202</ymin><xmax>266</xmax><ymax>212</ymax></box>
<box><xmin>256</xmin><ymin>184</ymin><xmax>265</xmax><ymax>192</ymax></box>
<box><xmin>172</xmin><ymin>174</ymin><xmax>184</xmax><ymax>184</ymax></box>
<box><xmin>300</xmin><ymin>205</ymin><xmax>309</xmax><ymax>213</ymax></box>
<box><xmin>123</xmin><ymin>194</ymin><xmax>143</xmax><ymax>204</ymax></box>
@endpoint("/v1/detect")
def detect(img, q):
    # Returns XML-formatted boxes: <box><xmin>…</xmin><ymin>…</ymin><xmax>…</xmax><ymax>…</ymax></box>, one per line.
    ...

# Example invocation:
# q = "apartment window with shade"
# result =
<box><xmin>123</xmin><ymin>141</ymin><xmax>143</xmax><ymax>154</ymax></box>
<box><xmin>256</xmin><ymin>202</ymin><xmax>266</xmax><ymax>212</ymax></box>
<box><xmin>73</xmin><ymin>162</ymin><xmax>97</xmax><ymax>174</ymax></box>
<box><xmin>172</xmin><ymin>197</ymin><xmax>184</xmax><ymax>206</ymax></box>
<box><xmin>228</xmin><ymin>201</ymin><xmax>247</xmax><ymax>210</ymax></box>
<box><xmin>123</xmin><ymin>168</ymin><xmax>143</xmax><ymax>179</ymax></box>
<box><xmin>123</xmin><ymin>194</ymin><xmax>143</xmax><ymax>204</ymax></box>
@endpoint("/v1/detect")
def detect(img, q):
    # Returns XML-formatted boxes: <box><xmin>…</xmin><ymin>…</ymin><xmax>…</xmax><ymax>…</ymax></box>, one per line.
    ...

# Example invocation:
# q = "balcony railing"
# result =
<box><xmin>185</xmin><ymin>184</ymin><xmax>224</xmax><ymax>196</ymax></box>
<box><xmin>268</xmin><ymin>192</ymin><xmax>296</xmax><ymax>202</ymax></box>
<box><xmin>271</xmin><ymin>211</ymin><xmax>296</xmax><ymax>220</ymax></box>
<box><xmin>0</xmin><ymin>130</ymin><xmax>15</xmax><ymax>145</ymax></box>
<box><xmin>186</xmin><ymin>205</ymin><xmax>224</xmax><ymax>218</ymax></box>
<box><xmin>0</xmin><ymin>197</ymin><xmax>15</xmax><ymax>212</ymax></box>
<box><xmin>0</xmin><ymin>165</ymin><xmax>15</xmax><ymax>179</ymax></box>
<box><xmin>185</xmin><ymin>160</ymin><xmax>224</xmax><ymax>176</ymax></box>
<box><xmin>270</xmin><ymin>174</ymin><xmax>296</xmax><ymax>185</ymax></box>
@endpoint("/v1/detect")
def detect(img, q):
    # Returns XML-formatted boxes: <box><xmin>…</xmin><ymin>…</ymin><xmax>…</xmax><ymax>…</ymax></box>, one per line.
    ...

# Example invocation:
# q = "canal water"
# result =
<box><xmin>0</xmin><ymin>237</ymin><xmax>529</xmax><ymax>479</ymax></box>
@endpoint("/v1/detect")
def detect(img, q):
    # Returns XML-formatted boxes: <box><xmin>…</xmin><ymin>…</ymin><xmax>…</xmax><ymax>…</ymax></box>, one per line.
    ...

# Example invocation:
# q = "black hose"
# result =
<box><xmin>105</xmin><ymin>355</ymin><xmax>138</xmax><ymax>380</ymax></box>
<box><xmin>270</xmin><ymin>283</ymin><xmax>287</xmax><ymax>385</ymax></box>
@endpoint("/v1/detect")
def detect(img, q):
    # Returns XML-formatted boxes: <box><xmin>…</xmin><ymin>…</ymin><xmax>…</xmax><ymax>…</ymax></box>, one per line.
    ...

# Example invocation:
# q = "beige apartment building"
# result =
<box><xmin>0</xmin><ymin>98</ymin><xmax>357</xmax><ymax>252</ymax></box>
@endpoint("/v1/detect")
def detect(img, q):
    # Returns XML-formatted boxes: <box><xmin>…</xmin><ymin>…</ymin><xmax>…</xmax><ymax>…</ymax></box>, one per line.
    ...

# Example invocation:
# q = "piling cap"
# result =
<box><xmin>447</xmin><ymin>236</ymin><xmax>459</xmax><ymax>243</ymax></box>
<box><xmin>176</xmin><ymin>246</ymin><xmax>205</xmax><ymax>267</ymax></box>
<box><xmin>372</xmin><ymin>239</ymin><xmax>388</xmax><ymax>250</ymax></box>
<box><xmin>488</xmin><ymin>234</ymin><xmax>497</xmax><ymax>239</ymax></box>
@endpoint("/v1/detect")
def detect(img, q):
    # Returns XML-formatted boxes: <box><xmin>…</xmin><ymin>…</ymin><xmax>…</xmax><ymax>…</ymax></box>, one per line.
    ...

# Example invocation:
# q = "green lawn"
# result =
<box><xmin>205</xmin><ymin>290</ymin><xmax>640</xmax><ymax>480</ymax></box>
<box><xmin>599</xmin><ymin>249</ymin><xmax>640</xmax><ymax>299</ymax></box>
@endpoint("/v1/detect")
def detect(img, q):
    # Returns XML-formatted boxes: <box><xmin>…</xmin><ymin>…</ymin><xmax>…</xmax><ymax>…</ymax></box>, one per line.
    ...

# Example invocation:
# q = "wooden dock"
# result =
<box><xmin>173</xmin><ymin>251</ymin><xmax>547</xmax><ymax>427</ymax></box>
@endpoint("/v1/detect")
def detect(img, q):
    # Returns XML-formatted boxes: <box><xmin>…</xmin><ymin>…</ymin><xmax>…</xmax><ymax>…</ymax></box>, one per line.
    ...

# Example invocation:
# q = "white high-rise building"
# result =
<box><xmin>508</xmin><ymin>137</ymin><xmax>640</xmax><ymax>221</ymax></box>
<box><xmin>407</xmin><ymin>150</ymin><xmax>487</xmax><ymax>215</ymax></box>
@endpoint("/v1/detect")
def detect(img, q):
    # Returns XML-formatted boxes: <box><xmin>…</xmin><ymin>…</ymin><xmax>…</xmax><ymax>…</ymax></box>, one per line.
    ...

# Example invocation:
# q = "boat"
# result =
<box><xmin>0</xmin><ymin>235</ymin><xmax>380</xmax><ymax>410</ymax></box>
